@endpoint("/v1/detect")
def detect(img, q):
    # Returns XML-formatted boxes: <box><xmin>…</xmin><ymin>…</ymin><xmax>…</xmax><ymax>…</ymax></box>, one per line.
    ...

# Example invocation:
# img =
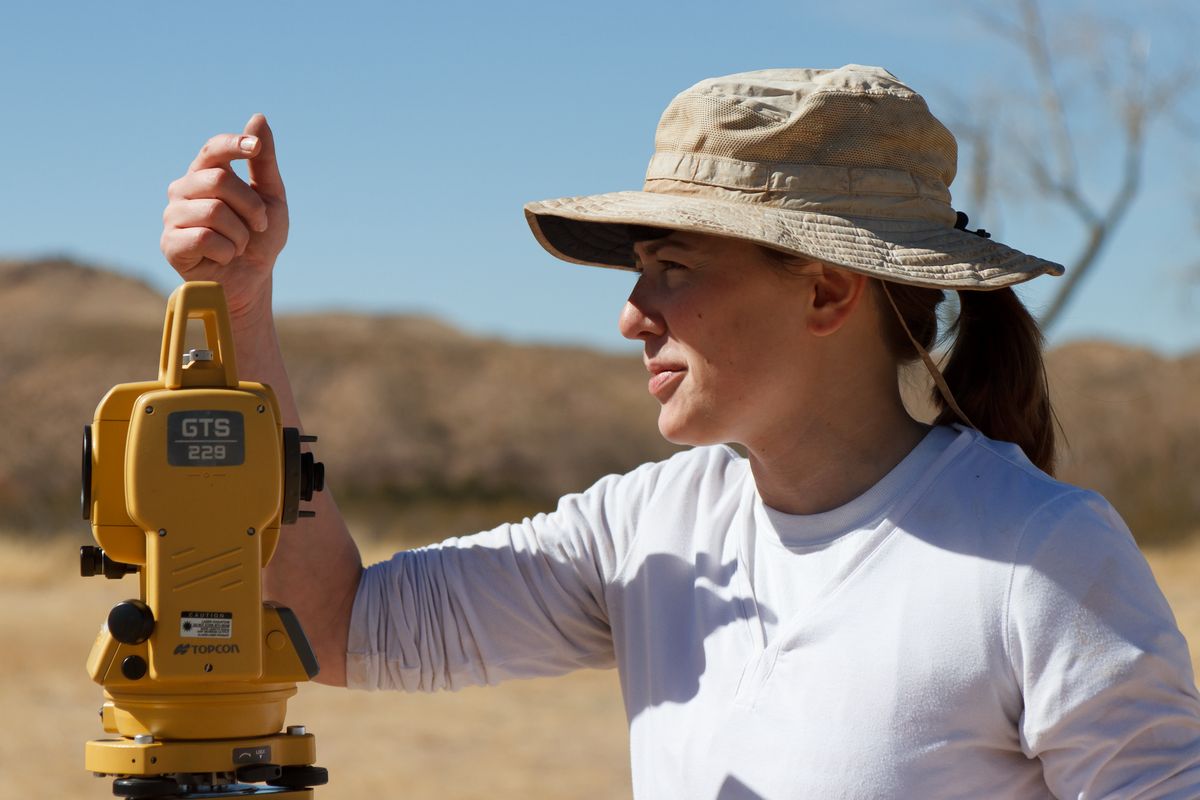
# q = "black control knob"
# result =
<box><xmin>80</xmin><ymin>546</ymin><xmax>103</xmax><ymax>577</ymax></box>
<box><xmin>282</xmin><ymin>428</ymin><xmax>327</xmax><ymax>524</ymax></box>
<box><xmin>300</xmin><ymin>452</ymin><xmax>324</xmax><ymax>500</ymax></box>
<box><xmin>104</xmin><ymin>557</ymin><xmax>137</xmax><ymax>580</ymax></box>
<box><xmin>268</xmin><ymin>765</ymin><xmax>329</xmax><ymax>789</ymax></box>
<box><xmin>81</xmin><ymin>425</ymin><xmax>93</xmax><ymax>520</ymax></box>
<box><xmin>237</xmin><ymin>764</ymin><xmax>283</xmax><ymax>783</ymax></box>
<box><xmin>113</xmin><ymin>777</ymin><xmax>180</xmax><ymax>798</ymax></box>
<box><xmin>80</xmin><ymin>547</ymin><xmax>138</xmax><ymax>580</ymax></box>
<box><xmin>108</xmin><ymin>600</ymin><xmax>155</xmax><ymax>645</ymax></box>
<box><xmin>121</xmin><ymin>655</ymin><xmax>148</xmax><ymax>680</ymax></box>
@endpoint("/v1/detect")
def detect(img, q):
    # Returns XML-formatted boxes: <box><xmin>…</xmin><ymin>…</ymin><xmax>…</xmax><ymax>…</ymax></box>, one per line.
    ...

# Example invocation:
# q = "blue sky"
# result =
<box><xmin>3</xmin><ymin>0</ymin><xmax>1196</xmax><ymax>354</ymax></box>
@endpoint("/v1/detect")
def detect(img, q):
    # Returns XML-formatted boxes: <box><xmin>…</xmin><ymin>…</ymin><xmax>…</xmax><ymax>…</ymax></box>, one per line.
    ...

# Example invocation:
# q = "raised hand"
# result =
<box><xmin>160</xmin><ymin>114</ymin><xmax>289</xmax><ymax>323</ymax></box>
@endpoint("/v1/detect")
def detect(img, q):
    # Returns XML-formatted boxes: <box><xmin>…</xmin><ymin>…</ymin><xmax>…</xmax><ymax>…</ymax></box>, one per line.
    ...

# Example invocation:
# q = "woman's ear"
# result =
<box><xmin>806</xmin><ymin>266</ymin><xmax>868</xmax><ymax>337</ymax></box>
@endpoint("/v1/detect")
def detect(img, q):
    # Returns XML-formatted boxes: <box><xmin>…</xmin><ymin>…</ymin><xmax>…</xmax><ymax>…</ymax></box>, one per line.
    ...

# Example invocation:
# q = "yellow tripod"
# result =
<box><xmin>81</xmin><ymin>282</ymin><xmax>328</xmax><ymax>798</ymax></box>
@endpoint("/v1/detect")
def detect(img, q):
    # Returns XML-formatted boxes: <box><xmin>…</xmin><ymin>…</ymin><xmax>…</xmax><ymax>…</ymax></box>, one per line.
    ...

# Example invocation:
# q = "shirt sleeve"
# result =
<box><xmin>344</xmin><ymin>466</ymin><xmax>647</xmax><ymax>692</ymax></box>
<box><xmin>1007</xmin><ymin>489</ymin><xmax>1200</xmax><ymax>798</ymax></box>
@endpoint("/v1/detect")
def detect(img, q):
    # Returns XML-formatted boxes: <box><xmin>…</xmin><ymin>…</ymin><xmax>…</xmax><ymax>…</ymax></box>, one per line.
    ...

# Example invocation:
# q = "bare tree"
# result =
<box><xmin>953</xmin><ymin>0</ymin><xmax>1198</xmax><ymax>331</ymax></box>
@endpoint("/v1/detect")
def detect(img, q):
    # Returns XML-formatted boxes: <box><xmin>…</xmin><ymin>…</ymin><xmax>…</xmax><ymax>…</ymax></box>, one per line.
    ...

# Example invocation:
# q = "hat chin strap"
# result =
<box><xmin>879</xmin><ymin>282</ymin><xmax>977</xmax><ymax>431</ymax></box>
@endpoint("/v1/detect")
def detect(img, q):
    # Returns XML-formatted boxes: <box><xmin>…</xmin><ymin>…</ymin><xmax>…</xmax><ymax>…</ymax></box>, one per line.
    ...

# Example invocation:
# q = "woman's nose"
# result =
<box><xmin>618</xmin><ymin>286</ymin><xmax>667</xmax><ymax>341</ymax></box>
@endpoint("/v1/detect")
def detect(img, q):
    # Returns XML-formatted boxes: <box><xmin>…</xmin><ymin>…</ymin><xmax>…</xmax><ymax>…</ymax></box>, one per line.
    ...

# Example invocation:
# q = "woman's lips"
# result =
<box><xmin>648</xmin><ymin>369</ymin><xmax>685</xmax><ymax>399</ymax></box>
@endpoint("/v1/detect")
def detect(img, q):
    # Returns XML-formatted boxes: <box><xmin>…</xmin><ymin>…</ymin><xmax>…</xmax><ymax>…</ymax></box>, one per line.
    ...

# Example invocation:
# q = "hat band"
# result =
<box><xmin>643</xmin><ymin>151</ymin><xmax>957</xmax><ymax>225</ymax></box>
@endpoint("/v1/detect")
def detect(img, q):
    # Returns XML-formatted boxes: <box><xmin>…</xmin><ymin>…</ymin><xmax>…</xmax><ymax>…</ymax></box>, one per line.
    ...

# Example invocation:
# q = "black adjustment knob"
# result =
<box><xmin>237</xmin><ymin>764</ymin><xmax>283</xmax><ymax>783</ymax></box>
<box><xmin>121</xmin><ymin>655</ymin><xmax>148</xmax><ymax>680</ymax></box>
<box><xmin>82</xmin><ymin>547</ymin><xmax>138</xmax><ymax>580</ymax></box>
<box><xmin>282</xmin><ymin>428</ymin><xmax>326</xmax><ymax>524</ymax></box>
<box><xmin>108</xmin><ymin>600</ymin><xmax>155</xmax><ymax>645</ymax></box>
<box><xmin>268</xmin><ymin>765</ymin><xmax>329</xmax><ymax>789</ymax></box>
<box><xmin>300</xmin><ymin>452</ymin><xmax>325</xmax><ymax>500</ymax></box>
<box><xmin>102</xmin><ymin>554</ymin><xmax>138</xmax><ymax>580</ymax></box>
<box><xmin>282</xmin><ymin>428</ymin><xmax>301</xmax><ymax>524</ymax></box>
<box><xmin>81</xmin><ymin>425</ymin><xmax>93</xmax><ymax>520</ymax></box>
<box><xmin>113</xmin><ymin>777</ymin><xmax>180</xmax><ymax>798</ymax></box>
<box><xmin>81</xmin><ymin>546</ymin><xmax>103</xmax><ymax>577</ymax></box>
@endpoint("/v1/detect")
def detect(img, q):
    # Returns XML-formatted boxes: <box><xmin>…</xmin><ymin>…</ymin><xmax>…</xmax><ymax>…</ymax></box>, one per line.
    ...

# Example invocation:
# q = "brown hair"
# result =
<box><xmin>875</xmin><ymin>280</ymin><xmax>1057</xmax><ymax>475</ymax></box>
<box><xmin>753</xmin><ymin>243</ymin><xmax>1057</xmax><ymax>474</ymax></box>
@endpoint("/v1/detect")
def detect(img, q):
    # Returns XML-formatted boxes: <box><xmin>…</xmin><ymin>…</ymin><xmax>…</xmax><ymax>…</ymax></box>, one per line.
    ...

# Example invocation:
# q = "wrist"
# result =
<box><xmin>230</xmin><ymin>284</ymin><xmax>275</xmax><ymax>334</ymax></box>
<box><xmin>231</xmin><ymin>305</ymin><xmax>274</xmax><ymax>335</ymax></box>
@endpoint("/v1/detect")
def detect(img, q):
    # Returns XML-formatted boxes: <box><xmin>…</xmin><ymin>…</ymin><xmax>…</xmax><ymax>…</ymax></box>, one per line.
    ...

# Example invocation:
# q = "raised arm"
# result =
<box><xmin>160</xmin><ymin>115</ymin><xmax>361</xmax><ymax>686</ymax></box>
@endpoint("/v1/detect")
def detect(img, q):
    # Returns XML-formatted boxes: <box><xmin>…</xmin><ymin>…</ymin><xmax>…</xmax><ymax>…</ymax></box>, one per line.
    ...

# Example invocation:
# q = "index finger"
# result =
<box><xmin>188</xmin><ymin>133</ymin><xmax>261</xmax><ymax>173</ymax></box>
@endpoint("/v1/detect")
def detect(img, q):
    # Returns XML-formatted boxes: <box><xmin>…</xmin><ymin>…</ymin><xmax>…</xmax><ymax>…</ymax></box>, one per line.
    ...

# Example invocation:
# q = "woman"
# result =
<box><xmin>161</xmin><ymin>65</ymin><xmax>1200</xmax><ymax>798</ymax></box>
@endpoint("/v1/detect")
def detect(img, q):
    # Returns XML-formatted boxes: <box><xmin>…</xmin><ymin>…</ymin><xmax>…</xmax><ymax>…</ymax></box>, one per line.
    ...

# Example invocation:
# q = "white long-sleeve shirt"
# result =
<box><xmin>348</xmin><ymin>425</ymin><xmax>1200</xmax><ymax>798</ymax></box>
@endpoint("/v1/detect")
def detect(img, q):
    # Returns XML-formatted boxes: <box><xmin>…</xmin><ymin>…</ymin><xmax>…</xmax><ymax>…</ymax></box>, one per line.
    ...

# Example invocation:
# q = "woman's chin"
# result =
<box><xmin>657</xmin><ymin>410</ymin><xmax>720</xmax><ymax>447</ymax></box>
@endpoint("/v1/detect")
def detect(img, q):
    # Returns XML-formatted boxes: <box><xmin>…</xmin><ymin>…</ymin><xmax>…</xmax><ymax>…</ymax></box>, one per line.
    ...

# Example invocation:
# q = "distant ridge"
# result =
<box><xmin>0</xmin><ymin>258</ymin><xmax>676</xmax><ymax>537</ymax></box>
<box><xmin>2</xmin><ymin>258</ymin><xmax>1196</xmax><ymax>545</ymax></box>
<box><xmin>0</xmin><ymin>257</ymin><xmax>164</xmax><ymax>326</ymax></box>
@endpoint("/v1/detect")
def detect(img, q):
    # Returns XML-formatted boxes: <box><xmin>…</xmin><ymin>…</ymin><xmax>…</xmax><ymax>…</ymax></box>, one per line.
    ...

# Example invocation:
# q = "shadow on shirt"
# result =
<box><xmin>606</xmin><ymin>551</ymin><xmax>777</xmax><ymax>719</ymax></box>
<box><xmin>716</xmin><ymin>775</ymin><xmax>768</xmax><ymax>799</ymax></box>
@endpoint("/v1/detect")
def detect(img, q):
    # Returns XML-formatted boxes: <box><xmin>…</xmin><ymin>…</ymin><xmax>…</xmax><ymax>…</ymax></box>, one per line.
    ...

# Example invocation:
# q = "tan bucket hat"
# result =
<box><xmin>524</xmin><ymin>65</ymin><xmax>1064</xmax><ymax>289</ymax></box>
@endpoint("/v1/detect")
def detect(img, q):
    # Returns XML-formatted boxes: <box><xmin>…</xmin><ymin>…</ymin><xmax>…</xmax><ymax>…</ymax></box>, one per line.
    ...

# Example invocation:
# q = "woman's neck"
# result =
<box><xmin>746</xmin><ymin>397</ymin><xmax>929</xmax><ymax>516</ymax></box>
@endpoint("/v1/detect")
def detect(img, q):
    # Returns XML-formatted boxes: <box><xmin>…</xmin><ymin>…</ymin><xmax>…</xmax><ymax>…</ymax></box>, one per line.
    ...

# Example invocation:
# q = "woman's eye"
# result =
<box><xmin>661</xmin><ymin>260</ymin><xmax>686</xmax><ymax>271</ymax></box>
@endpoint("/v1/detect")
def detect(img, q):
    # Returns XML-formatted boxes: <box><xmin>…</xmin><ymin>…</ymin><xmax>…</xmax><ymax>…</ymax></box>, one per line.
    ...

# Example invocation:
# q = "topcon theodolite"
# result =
<box><xmin>80</xmin><ymin>281</ymin><xmax>329</xmax><ymax>798</ymax></box>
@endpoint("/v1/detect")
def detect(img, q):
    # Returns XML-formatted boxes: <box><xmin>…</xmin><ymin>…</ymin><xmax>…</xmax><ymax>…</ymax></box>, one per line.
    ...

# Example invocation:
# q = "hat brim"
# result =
<box><xmin>524</xmin><ymin>191</ymin><xmax>1064</xmax><ymax>290</ymax></box>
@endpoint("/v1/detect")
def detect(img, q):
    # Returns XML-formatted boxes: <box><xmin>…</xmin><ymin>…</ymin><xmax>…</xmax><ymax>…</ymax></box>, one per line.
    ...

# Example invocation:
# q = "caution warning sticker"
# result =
<box><xmin>180</xmin><ymin>611</ymin><xmax>233</xmax><ymax>639</ymax></box>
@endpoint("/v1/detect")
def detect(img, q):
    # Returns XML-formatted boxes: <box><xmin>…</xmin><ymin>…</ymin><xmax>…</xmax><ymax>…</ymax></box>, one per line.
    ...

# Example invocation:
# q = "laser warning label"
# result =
<box><xmin>180</xmin><ymin>611</ymin><xmax>233</xmax><ymax>639</ymax></box>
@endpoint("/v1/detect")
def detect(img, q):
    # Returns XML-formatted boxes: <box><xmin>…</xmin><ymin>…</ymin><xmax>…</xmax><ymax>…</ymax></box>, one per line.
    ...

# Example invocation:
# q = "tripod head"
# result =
<box><xmin>81</xmin><ymin>281</ymin><xmax>329</xmax><ymax>798</ymax></box>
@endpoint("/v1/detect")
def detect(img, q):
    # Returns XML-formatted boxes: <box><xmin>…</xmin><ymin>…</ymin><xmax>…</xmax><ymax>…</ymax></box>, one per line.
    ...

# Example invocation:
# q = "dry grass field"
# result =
<box><xmin>0</xmin><ymin>534</ymin><xmax>631</xmax><ymax>800</ymax></box>
<box><xmin>2</xmin><ymin>530</ymin><xmax>1198</xmax><ymax>800</ymax></box>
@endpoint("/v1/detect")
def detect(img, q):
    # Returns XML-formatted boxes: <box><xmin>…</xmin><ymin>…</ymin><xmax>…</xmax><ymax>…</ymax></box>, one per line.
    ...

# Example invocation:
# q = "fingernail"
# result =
<box><xmin>254</xmin><ymin>217</ymin><xmax>269</xmax><ymax>233</ymax></box>
<box><xmin>239</xmin><ymin>136</ymin><xmax>259</xmax><ymax>153</ymax></box>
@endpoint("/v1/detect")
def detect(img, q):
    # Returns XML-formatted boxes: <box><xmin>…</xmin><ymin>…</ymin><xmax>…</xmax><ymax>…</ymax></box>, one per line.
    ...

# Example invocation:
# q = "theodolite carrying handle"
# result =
<box><xmin>158</xmin><ymin>282</ymin><xmax>239</xmax><ymax>390</ymax></box>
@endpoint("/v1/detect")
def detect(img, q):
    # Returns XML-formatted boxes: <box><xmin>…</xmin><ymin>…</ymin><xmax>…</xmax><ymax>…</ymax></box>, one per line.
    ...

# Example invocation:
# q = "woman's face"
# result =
<box><xmin>619</xmin><ymin>231</ymin><xmax>828</xmax><ymax>447</ymax></box>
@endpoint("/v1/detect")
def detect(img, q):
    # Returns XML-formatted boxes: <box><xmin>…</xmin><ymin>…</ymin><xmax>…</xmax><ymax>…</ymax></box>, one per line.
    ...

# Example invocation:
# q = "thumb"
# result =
<box><xmin>243</xmin><ymin>113</ymin><xmax>286</xmax><ymax>201</ymax></box>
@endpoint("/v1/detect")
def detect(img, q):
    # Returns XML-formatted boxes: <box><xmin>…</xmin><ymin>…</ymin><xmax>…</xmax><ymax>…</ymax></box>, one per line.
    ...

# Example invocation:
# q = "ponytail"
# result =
<box><xmin>877</xmin><ymin>281</ymin><xmax>1057</xmax><ymax>475</ymax></box>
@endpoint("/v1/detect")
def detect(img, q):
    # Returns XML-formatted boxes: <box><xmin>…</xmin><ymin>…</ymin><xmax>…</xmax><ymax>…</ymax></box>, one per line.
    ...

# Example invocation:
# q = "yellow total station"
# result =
<box><xmin>80</xmin><ymin>281</ymin><xmax>329</xmax><ymax>799</ymax></box>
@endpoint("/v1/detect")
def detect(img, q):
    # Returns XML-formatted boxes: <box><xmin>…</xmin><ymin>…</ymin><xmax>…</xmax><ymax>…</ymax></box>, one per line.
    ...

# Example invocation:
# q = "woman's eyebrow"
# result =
<box><xmin>635</xmin><ymin>238</ymin><xmax>695</xmax><ymax>263</ymax></box>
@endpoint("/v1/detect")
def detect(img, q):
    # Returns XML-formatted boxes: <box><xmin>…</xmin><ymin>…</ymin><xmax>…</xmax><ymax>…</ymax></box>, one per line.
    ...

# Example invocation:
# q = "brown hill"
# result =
<box><xmin>1047</xmin><ymin>341</ymin><xmax>1200</xmax><ymax>541</ymax></box>
<box><xmin>0</xmin><ymin>258</ymin><xmax>677</xmax><ymax>537</ymax></box>
<box><xmin>2</xmin><ymin>258</ymin><xmax>1196</xmax><ymax>544</ymax></box>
